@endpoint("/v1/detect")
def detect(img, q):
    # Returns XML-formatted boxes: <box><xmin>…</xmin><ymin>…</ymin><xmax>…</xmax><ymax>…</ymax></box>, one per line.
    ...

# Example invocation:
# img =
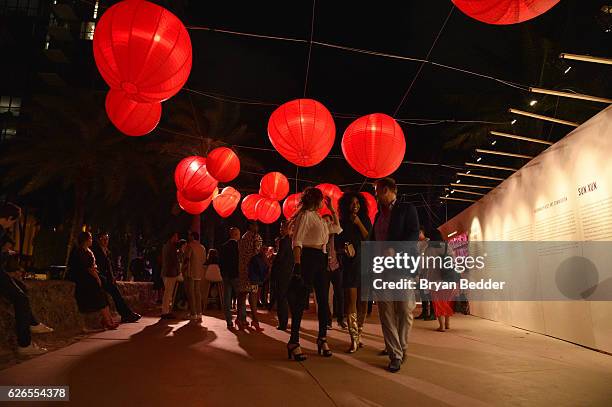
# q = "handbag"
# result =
<box><xmin>344</xmin><ymin>242</ymin><xmax>356</xmax><ymax>258</ymax></box>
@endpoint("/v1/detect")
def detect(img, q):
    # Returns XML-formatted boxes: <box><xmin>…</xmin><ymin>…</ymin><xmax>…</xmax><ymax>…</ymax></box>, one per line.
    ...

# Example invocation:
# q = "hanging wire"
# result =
<box><xmin>393</xmin><ymin>5</ymin><xmax>455</xmax><ymax>118</ymax></box>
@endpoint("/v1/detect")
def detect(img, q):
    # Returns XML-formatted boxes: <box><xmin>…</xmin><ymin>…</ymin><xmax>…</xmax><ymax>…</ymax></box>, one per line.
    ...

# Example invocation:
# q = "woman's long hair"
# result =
<box><xmin>338</xmin><ymin>191</ymin><xmax>369</xmax><ymax>224</ymax></box>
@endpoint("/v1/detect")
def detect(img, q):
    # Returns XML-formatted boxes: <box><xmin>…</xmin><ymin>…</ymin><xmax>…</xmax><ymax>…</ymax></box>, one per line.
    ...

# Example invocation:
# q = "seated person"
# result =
<box><xmin>0</xmin><ymin>203</ymin><xmax>53</xmax><ymax>356</ymax></box>
<box><xmin>92</xmin><ymin>233</ymin><xmax>141</xmax><ymax>323</ymax></box>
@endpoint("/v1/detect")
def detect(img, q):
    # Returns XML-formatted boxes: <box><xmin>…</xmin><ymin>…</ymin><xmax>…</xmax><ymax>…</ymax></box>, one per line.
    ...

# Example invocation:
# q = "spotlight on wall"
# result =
<box><xmin>466</xmin><ymin>170</ymin><xmax>471</xmax><ymax>174</ymax></box>
<box><xmin>491</xmin><ymin>140</ymin><xmax>497</xmax><ymax>145</ymax></box>
<box><xmin>511</xmin><ymin>119</ymin><xmax>517</xmax><ymax>125</ymax></box>
<box><xmin>450</xmin><ymin>190</ymin><xmax>455</xmax><ymax>194</ymax></box>
<box><xmin>564</xmin><ymin>66</ymin><xmax>572</xmax><ymax>74</ymax></box>
<box><xmin>447</xmin><ymin>231</ymin><xmax>458</xmax><ymax>238</ymax></box>
<box><xmin>456</xmin><ymin>179</ymin><xmax>461</xmax><ymax>183</ymax></box>
<box><xmin>529</xmin><ymin>100</ymin><xmax>538</xmax><ymax>106</ymax></box>
<box><xmin>476</xmin><ymin>157</ymin><xmax>482</xmax><ymax>162</ymax></box>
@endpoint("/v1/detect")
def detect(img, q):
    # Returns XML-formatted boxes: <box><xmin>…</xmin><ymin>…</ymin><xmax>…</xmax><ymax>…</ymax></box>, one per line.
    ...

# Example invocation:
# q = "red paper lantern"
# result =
<box><xmin>259</xmin><ymin>172</ymin><xmax>289</xmax><ymax>201</ymax></box>
<box><xmin>256</xmin><ymin>198</ymin><xmax>281</xmax><ymax>224</ymax></box>
<box><xmin>177</xmin><ymin>188</ymin><xmax>217</xmax><ymax>215</ymax></box>
<box><xmin>342</xmin><ymin>113</ymin><xmax>405</xmax><ymax>178</ymax></box>
<box><xmin>241</xmin><ymin>194</ymin><xmax>264</xmax><ymax>221</ymax></box>
<box><xmin>93</xmin><ymin>0</ymin><xmax>192</xmax><ymax>103</ymax></box>
<box><xmin>452</xmin><ymin>0</ymin><xmax>559</xmax><ymax>25</ymax></box>
<box><xmin>213</xmin><ymin>188</ymin><xmax>241</xmax><ymax>218</ymax></box>
<box><xmin>282</xmin><ymin>193</ymin><xmax>301</xmax><ymax>219</ymax></box>
<box><xmin>174</xmin><ymin>156</ymin><xmax>219</xmax><ymax>202</ymax></box>
<box><xmin>316</xmin><ymin>183</ymin><xmax>343</xmax><ymax>207</ymax></box>
<box><xmin>207</xmin><ymin>147</ymin><xmax>240</xmax><ymax>182</ymax></box>
<box><xmin>268</xmin><ymin>99</ymin><xmax>335</xmax><ymax>167</ymax></box>
<box><xmin>105</xmin><ymin>89</ymin><xmax>161</xmax><ymax>136</ymax></box>
<box><xmin>360</xmin><ymin>191</ymin><xmax>378</xmax><ymax>224</ymax></box>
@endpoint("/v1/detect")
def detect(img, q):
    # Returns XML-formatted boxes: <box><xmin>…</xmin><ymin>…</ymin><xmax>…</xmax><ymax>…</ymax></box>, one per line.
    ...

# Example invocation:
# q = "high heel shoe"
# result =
<box><xmin>287</xmin><ymin>343</ymin><xmax>307</xmax><ymax>361</ymax></box>
<box><xmin>235</xmin><ymin>320</ymin><xmax>246</xmax><ymax>330</ymax></box>
<box><xmin>317</xmin><ymin>338</ymin><xmax>332</xmax><ymax>357</ymax></box>
<box><xmin>251</xmin><ymin>320</ymin><xmax>264</xmax><ymax>332</ymax></box>
<box><xmin>346</xmin><ymin>313</ymin><xmax>359</xmax><ymax>354</ymax></box>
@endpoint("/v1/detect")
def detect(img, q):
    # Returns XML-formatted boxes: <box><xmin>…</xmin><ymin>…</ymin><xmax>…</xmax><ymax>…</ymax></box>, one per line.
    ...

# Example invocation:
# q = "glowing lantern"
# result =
<box><xmin>177</xmin><ymin>188</ymin><xmax>218</xmax><ymax>215</ymax></box>
<box><xmin>174</xmin><ymin>156</ymin><xmax>218</xmax><ymax>202</ymax></box>
<box><xmin>256</xmin><ymin>198</ymin><xmax>281</xmax><ymax>224</ymax></box>
<box><xmin>316</xmin><ymin>183</ymin><xmax>343</xmax><ymax>207</ymax></box>
<box><xmin>282</xmin><ymin>193</ymin><xmax>301</xmax><ymax>219</ymax></box>
<box><xmin>342</xmin><ymin>113</ymin><xmax>405</xmax><ymax>178</ymax></box>
<box><xmin>360</xmin><ymin>191</ymin><xmax>378</xmax><ymax>224</ymax></box>
<box><xmin>207</xmin><ymin>147</ymin><xmax>240</xmax><ymax>182</ymax></box>
<box><xmin>259</xmin><ymin>172</ymin><xmax>289</xmax><ymax>201</ymax></box>
<box><xmin>93</xmin><ymin>0</ymin><xmax>192</xmax><ymax>103</ymax></box>
<box><xmin>213</xmin><ymin>187</ymin><xmax>241</xmax><ymax>218</ymax></box>
<box><xmin>451</xmin><ymin>0</ymin><xmax>560</xmax><ymax>25</ymax></box>
<box><xmin>241</xmin><ymin>194</ymin><xmax>264</xmax><ymax>221</ymax></box>
<box><xmin>267</xmin><ymin>99</ymin><xmax>335</xmax><ymax>167</ymax></box>
<box><xmin>105</xmin><ymin>89</ymin><xmax>161</xmax><ymax>137</ymax></box>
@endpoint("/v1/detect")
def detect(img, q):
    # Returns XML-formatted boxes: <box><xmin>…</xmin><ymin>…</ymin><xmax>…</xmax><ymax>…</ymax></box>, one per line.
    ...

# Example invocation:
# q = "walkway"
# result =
<box><xmin>1</xmin><ymin>308</ymin><xmax>611</xmax><ymax>406</ymax></box>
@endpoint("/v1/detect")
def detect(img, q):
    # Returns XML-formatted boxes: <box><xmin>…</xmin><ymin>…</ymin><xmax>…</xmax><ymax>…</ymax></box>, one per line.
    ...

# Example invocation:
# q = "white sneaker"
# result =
<box><xmin>30</xmin><ymin>323</ymin><xmax>54</xmax><ymax>334</ymax></box>
<box><xmin>18</xmin><ymin>343</ymin><xmax>48</xmax><ymax>356</ymax></box>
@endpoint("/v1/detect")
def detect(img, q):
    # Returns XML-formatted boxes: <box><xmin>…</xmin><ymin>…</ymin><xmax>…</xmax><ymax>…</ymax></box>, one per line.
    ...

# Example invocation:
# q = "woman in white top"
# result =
<box><xmin>287</xmin><ymin>187</ymin><xmax>341</xmax><ymax>361</ymax></box>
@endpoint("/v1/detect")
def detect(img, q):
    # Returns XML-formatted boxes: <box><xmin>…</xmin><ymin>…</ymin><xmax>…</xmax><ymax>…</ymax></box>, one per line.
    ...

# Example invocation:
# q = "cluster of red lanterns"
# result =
<box><xmin>93</xmin><ymin>0</ymin><xmax>192</xmax><ymax>136</ymax></box>
<box><xmin>268</xmin><ymin>99</ymin><xmax>407</xmax><ymax>179</ymax></box>
<box><xmin>240</xmin><ymin>172</ymin><xmax>290</xmax><ymax>224</ymax></box>
<box><xmin>452</xmin><ymin>0</ymin><xmax>560</xmax><ymax>25</ymax></box>
<box><xmin>174</xmin><ymin>147</ymin><xmax>240</xmax><ymax>215</ymax></box>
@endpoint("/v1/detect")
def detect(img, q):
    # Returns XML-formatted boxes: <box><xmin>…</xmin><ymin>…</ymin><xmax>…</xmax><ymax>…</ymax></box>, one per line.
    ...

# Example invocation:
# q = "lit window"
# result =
<box><xmin>1</xmin><ymin>128</ymin><xmax>17</xmax><ymax>142</ymax></box>
<box><xmin>93</xmin><ymin>0</ymin><xmax>99</xmax><ymax>19</ymax></box>
<box><xmin>0</xmin><ymin>96</ymin><xmax>21</xmax><ymax>116</ymax></box>
<box><xmin>80</xmin><ymin>21</ymin><xmax>96</xmax><ymax>41</ymax></box>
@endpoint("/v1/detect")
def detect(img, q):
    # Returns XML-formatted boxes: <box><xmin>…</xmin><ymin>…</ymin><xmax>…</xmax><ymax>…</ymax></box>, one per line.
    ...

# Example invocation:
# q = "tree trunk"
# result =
<box><xmin>64</xmin><ymin>179</ymin><xmax>87</xmax><ymax>266</ymax></box>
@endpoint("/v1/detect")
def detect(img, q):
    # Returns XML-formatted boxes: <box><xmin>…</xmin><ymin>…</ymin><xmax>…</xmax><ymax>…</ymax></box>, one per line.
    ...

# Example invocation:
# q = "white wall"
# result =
<box><xmin>440</xmin><ymin>105</ymin><xmax>612</xmax><ymax>353</ymax></box>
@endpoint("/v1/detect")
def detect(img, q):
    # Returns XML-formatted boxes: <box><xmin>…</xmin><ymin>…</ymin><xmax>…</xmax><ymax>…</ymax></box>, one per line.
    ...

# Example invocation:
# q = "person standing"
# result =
<box><xmin>322</xmin><ymin>214</ymin><xmax>344</xmax><ymax>330</ymax></box>
<box><xmin>92</xmin><ymin>233</ymin><xmax>141</xmax><ymax>323</ymax></box>
<box><xmin>68</xmin><ymin>232</ymin><xmax>118</xmax><ymax>330</ymax></box>
<box><xmin>427</xmin><ymin>229</ymin><xmax>457</xmax><ymax>332</ymax></box>
<box><xmin>219</xmin><ymin>227</ymin><xmax>241</xmax><ymax>329</ymax></box>
<box><xmin>415</xmin><ymin>227</ymin><xmax>435</xmax><ymax>321</ymax></box>
<box><xmin>184</xmin><ymin>232</ymin><xmax>206</xmax><ymax>322</ymax></box>
<box><xmin>271</xmin><ymin>220</ymin><xmax>293</xmax><ymax>331</ymax></box>
<box><xmin>286</xmin><ymin>187</ymin><xmax>341</xmax><ymax>361</ymax></box>
<box><xmin>371</xmin><ymin>178</ymin><xmax>420</xmax><ymax>373</ymax></box>
<box><xmin>0</xmin><ymin>204</ymin><xmax>53</xmax><ymax>356</ymax></box>
<box><xmin>336</xmin><ymin>192</ymin><xmax>372</xmax><ymax>353</ymax></box>
<box><xmin>236</xmin><ymin>221</ymin><xmax>263</xmax><ymax>330</ymax></box>
<box><xmin>160</xmin><ymin>232</ymin><xmax>179</xmax><ymax>319</ymax></box>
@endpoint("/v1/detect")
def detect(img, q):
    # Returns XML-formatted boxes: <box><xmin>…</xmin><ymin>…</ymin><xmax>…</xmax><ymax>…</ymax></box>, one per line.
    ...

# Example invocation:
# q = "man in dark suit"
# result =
<box><xmin>219</xmin><ymin>227</ymin><xmax>241</xmax><ymax>329</ymax></box>
<box><xmin>270</xmin><ymin>220</ymin><xmax>293</xmax><ymax>330</ymax></box>
<box><xmin>92</xmin><ymin>233</ymin><xmax>141</xmax><ymax>323</ymax></box>
<box><xmin>370</xmin><ymin>177</ymin><xmax>420</xmax><ymax>373</ymax></box>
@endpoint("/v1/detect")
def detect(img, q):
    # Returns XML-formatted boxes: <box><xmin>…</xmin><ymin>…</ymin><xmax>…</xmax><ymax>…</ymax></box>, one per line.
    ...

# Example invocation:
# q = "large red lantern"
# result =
<box><xmin>268</xmin><ymin>99</ymin><xmax>335</xmax><ymax>167</ymax></box>
<box><xmin>282</xmin><ymin>193</ymin><xmax>301</xmax><ymax>219</ymax></box>
<box><xmin>256</xmin><ymin>198</ymin><xmax>281</xmax><ymax>224</ymax></box>
<box><xmin>360</xmin><ymin>191</ymin><xmax>378</xmax><ymax>224</ymax></box>
<box><xmin>105</xmin><ymin>89</ymin><xmax>161</xmax><ymax>136</ymax></box>
<box><xmin>452</xmin><ymin>0</ymin><xmax>560</xmax><ymax>25</ymax></box>
<box><xmin>207</xmin><ymin>147</ymin><xmax>240</xmax><ymax>182</ymax></box>
<box><xmin>177</xmin><ymin>188</ymin><xmax>217</xmax><ymax>215</ymax></box>
<box><xmin>213</xmin><ymin>187</ymin><xmax>241</xmax><ymax>218</ymax></box>
<box><xmin>241</xmin><ymin>194</ymin><xmax>264</xmax><ymax>221</ymax></box>
<box><xmin>259</xmin><ymin>172</ymin><xmax>289</xmax><ymax>201</ymax></box>
<box><xmin>93</xmin><ymin>0</ymin><xmax>192</xmax><ymax>103</ymax></box>
<box><xmin>342</xmin><ymin>113</ymin><xmax>406</xmax><ymax>178</ymax></box>
<box><xmin>316</xmin><ymin>183</ymin><xmax>343</xmax><ymax>207</ymax></box>
<box><xmin>174</xmin><ymin>156</ymin><xmax>219</xmax><ymax>202</ymax></box>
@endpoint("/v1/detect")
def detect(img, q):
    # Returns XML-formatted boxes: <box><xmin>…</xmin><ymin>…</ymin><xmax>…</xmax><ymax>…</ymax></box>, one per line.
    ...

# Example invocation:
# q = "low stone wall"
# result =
<box><xmin>0</xmin><ymin>280</ymin><xmax>157</xmax><ymax>353</ymax></box>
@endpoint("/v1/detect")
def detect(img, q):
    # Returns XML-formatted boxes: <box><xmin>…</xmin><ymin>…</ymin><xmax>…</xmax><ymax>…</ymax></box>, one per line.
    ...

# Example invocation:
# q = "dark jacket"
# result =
<box><xmin>248</xmin><ymin>253</ymin><xmax>268</xmax><ymax>284</ymax></box>
<box><xmin>369</xmin><ymin>201</ymin><xmax>420</xmax><ymax>243</ymax></box>
<box><xmin>161</xmin><ymin>241</ymin><xmax>179</xmax><ymax>278</ymax></box>
<box><xmin>219</xmin><ymin>239</ymin><xmax>239</xmax><ymax>280</ymax></box>
<box><xmin>271</xmin><ymin>235</ymin><xmax>293</xmax><ymax>282</ymax></box>
<box><xmin>92</xmin><ymin>243</ymin><xmax>114</xmax><ymax>281</ymax></box>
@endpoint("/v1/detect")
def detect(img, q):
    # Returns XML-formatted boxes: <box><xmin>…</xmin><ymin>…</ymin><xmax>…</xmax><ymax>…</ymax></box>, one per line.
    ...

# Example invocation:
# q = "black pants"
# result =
<box><xmin>275</xmin><ymin>273</ymin><xmax>291</xmax><ymax>328</ymax></box>
<box><xmin>287</xmin><ymin>248</ymin><xmax>329</xmax><ymax>344</ymax></box>
<box><xmin>327</xmin><ymin>269</ymin><xmax>344</xmax><ymax>323</ymax></box>
<box><xmin>0</xmin><ymin>273</ymin><xmax>37</xmax><ymax>347</ymax></box>
<box><xmin>100</xmin><ymin>275</ymin><xmax>132</xmax><ymax>318</ymax></box>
